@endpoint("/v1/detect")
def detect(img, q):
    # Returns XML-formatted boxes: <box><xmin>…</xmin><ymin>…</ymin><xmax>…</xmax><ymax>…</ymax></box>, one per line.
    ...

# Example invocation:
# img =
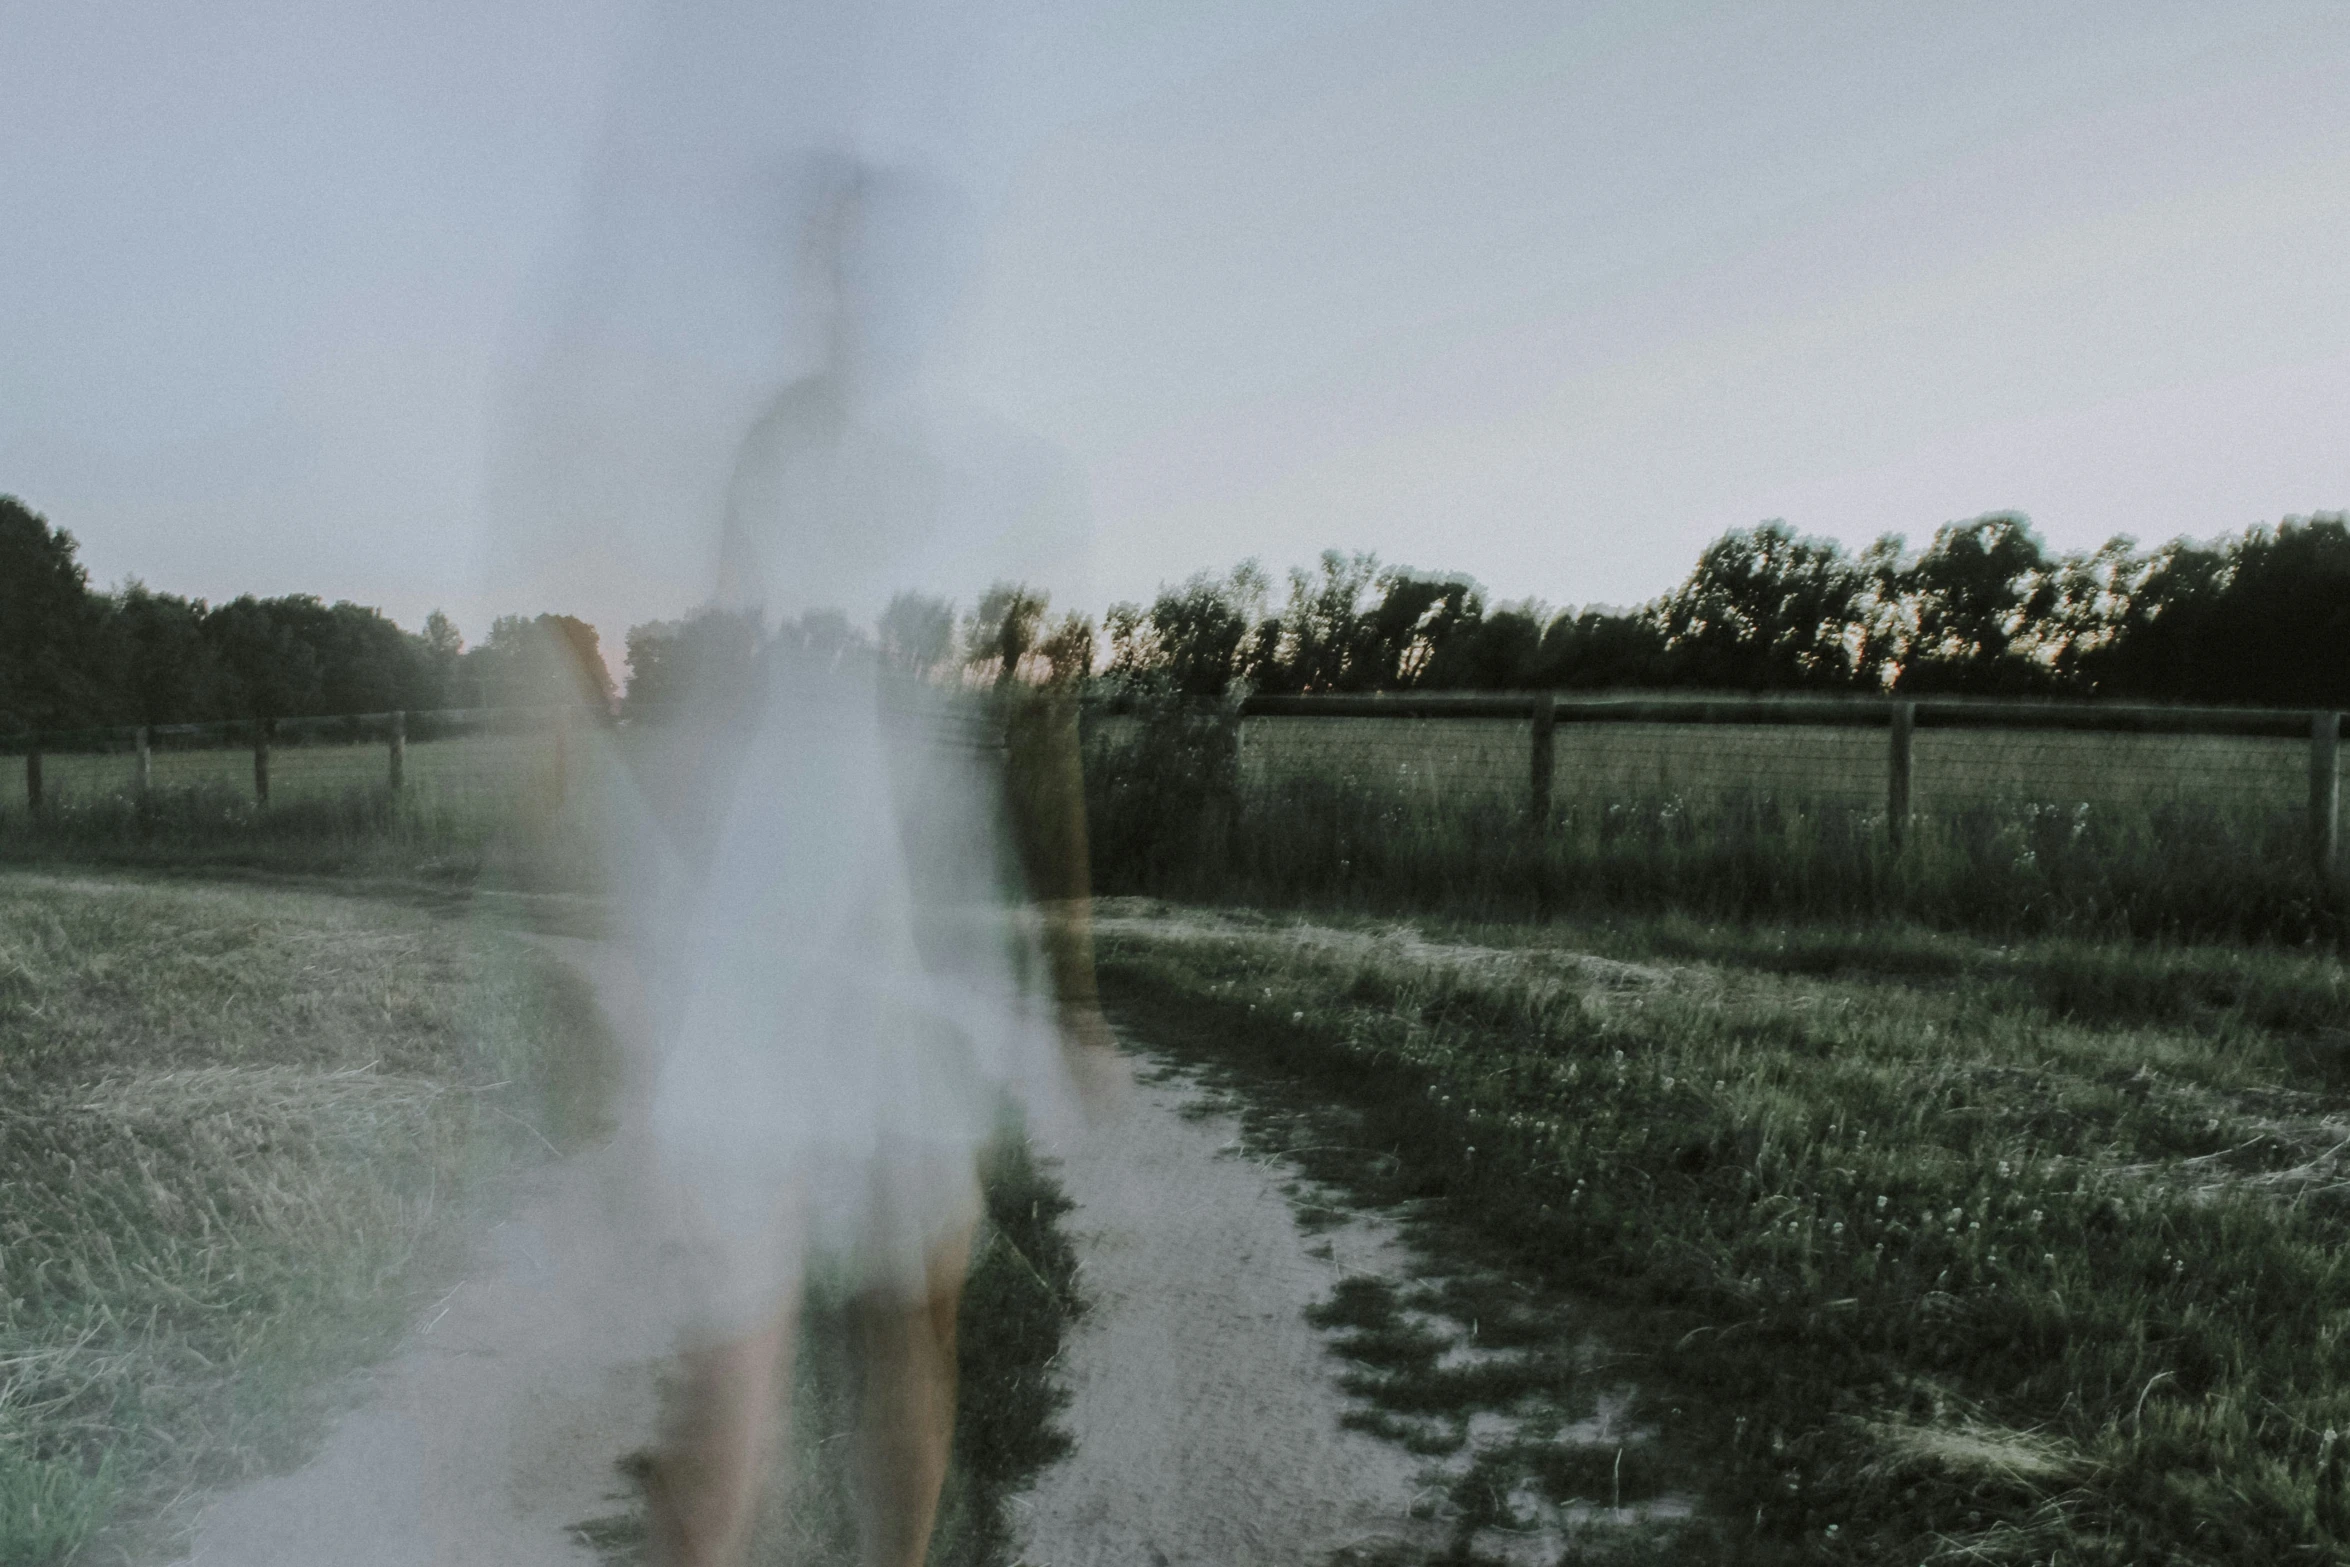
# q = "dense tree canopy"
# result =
<box><xmin>3</xmin><ymin>489</ymin><xmax>2343</xmax><ymax>730</ymax></box>
<box><xmin>0</xmin><ymin>494</ymin><xmax>602</xmax><ymax>735</ymax></box>
<box><xmin>1097</xmin><ymin>512</ymin><xmax>2349</xmax><ymax>706</ymax></box>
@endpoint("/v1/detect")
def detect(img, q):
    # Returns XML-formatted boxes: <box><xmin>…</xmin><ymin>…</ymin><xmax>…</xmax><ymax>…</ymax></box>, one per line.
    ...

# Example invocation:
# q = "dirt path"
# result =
<box><xmin>162</xmin><ymin>937</ymin><xmax>1446</xmax><ymax>1566</ymax></box>
<box><xmin>1015</xmin><ymin>1056</ymin><xmax>1438</xmax><ymax>1567</ymax></box>
<box><xmin>166</xmin><ymin>1139</ymin><xmax>677</xmax><ymax>1566</ymax></box>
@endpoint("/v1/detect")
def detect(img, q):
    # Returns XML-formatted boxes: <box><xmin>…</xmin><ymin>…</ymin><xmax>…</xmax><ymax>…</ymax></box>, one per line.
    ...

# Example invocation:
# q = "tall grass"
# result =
<box><xmin>0</xmin><ymin>874</ymin><xmax>610</xmax><ymax>1565</ymax></box>
<box><xmin>0</xmin><ymin>736</ymin><xmax>591</xmax><ymax>887</ymax></box>
<box><xmin>12</xmin><ymin>708</ymin><xmax>2330</xmax><ymax>946</ymax></box>
<box><xmin>1083</xmin><ymin>702</ymin><xmax>2342</xmax><ymax>946</ymax></box>
<box><xmin>1092</xmin><ymin>903</ymin><xmax>2350</xmax><ymax>1563</ymax></box>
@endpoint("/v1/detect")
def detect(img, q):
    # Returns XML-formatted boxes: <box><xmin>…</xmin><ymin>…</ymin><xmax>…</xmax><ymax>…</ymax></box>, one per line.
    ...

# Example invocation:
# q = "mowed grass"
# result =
<box><xmin>0</xmin><ymin>871</ymin><xmax>608</xmax><ymax>1565</ymax></box>
<box><xmin>1091</xmin><ymin>900</ymin><xmax>2350</xmax><ymax>1564</ymax></box>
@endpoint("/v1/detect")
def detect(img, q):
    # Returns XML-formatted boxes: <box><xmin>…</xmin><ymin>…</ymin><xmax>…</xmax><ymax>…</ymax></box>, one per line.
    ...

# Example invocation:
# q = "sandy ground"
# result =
<box><xmin>162</xmin><ymin>937</ymin><xmax>1438</xmax><ymax>1566</ymax></box>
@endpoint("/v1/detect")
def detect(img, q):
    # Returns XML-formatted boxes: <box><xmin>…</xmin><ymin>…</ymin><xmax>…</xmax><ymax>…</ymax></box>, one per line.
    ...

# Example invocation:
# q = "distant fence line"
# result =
<box><xmin>0</xmin><ymin>706</ymin><xmax>586</xmax><ymax>810</ymax></box>
<box><xmin>5</xmin><ymin>692</ymin><xmax>2342</xmax><ymax>880</ymax></box>
<box><xmin>1231</xmin><ymin>693</ymin><xmax>2344</xmax><ymax>881</ymax></box>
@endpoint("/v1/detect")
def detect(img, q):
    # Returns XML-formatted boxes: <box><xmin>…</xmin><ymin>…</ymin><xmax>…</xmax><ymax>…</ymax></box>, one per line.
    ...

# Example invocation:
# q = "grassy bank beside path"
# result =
<box><xmin>1092</xmin><ymin>899</ymin><xmax>2350</xmax><ymax>1565</ymax></box>
<box><xmin>0</xmin><ymin>870</ymin><xmax>1084</xmax><ymax>1567</ymax></box>
<box><xmin>0</xmin><ymin>871</ymin><xmax>609</xmax><ymax>1565</ymax></box>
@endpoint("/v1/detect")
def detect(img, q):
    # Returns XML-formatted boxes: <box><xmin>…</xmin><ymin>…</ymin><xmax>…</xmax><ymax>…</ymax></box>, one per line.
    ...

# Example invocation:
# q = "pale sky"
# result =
<box><xmin>5</xmin><ymin>1</ymin><xmax>2347</xmax><ymax>644</ymax></box>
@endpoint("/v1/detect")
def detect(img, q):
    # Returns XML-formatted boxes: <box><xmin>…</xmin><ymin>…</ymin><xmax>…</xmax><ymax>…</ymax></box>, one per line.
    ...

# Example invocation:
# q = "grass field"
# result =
<box><xmin>17</xmin><ymin>734</ymin><xmax>551</xmax><ymax>806</ymax></box>
<box><xmin>1089</xmin><ymin>708</ymin><xmax>2341</xmax><ymax>946</ymax></box>
<box><xmin>0</xmin><ymin>871</ymin><xmax>1081</xmax><ymax>1567</ymax></box>
<box><xmin>1093</xmin><ymin>898</ymin><xmax>2350</xmax><ymax>1564</ymax></box>
<box><xmin>5</xmin><ymin>709</ymin><xmax>2335</xmax><ymax>946</ymax></box>
<box><xmin>0</xmin><ymin>872</ymin><xmax>602</xmax><ymax>1565</ymax></box>
<box><xmin>0</xmin><ymin>732</ymin><xmax>587</xmax><ymax>885</ymax></box>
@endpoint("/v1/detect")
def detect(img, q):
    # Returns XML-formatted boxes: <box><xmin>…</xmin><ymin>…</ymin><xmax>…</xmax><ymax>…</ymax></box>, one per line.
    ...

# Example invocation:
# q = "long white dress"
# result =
<box><xmin>639</xmin><ymin>377</ymin><xmax>1083</xmax><ymax>1334</ymax></box>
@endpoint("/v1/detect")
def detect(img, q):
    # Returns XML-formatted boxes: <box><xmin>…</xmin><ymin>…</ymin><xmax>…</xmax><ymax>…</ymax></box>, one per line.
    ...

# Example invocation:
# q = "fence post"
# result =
<box><xmin>1887</xmin><ymin>701</ymin><xmax>1914</xmax><ymax>849</ymax></box>
<box><xmin>389</xmin><ymin>710</ymin><xmax>406</xmax><ymax>793</ymax></box>
<box><xmin>253</xmin><ymin>718</ymin><xmax>271</xmax><ymax>805</ymax></box>
<box><xmin>25</xmin><ymin>733</ymin><xmax>42</xmax><ymax>814</ymax></box>
<box><xmin>1529</xmin><ymin>691</ymin><xmax>1556</xmax><ymax>833</ymax></box>
<box><xmin>136</xmin><ymin>725</ymin><xmax>152</xmax><ymax>795</ymax></box>
<box><xmin>2314</xmin><ymin>710</ymin><xmax>2342</xmax><ymax>883</ymax></box>
<box><xmin>551</xmin><ymin>705</ymin><xmax>569</xmax><ymax>809</ymax></box>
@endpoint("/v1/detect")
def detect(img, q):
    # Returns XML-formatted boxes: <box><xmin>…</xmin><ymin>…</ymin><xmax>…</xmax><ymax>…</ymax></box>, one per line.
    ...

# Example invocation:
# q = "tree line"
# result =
<box><xmin>0</xmin><ymin>494</ymin><xmax>613</xmax><ymax>736</ymax></box>
<box><xmin>1103</xmin><ymin>511</ymin><xmax>2350</xmax><ymax>706</ymax></box>
<box><xmin>5</xmin><ymin>490</ymin><xmax>2344</xmax><ymax>739</ymax></box>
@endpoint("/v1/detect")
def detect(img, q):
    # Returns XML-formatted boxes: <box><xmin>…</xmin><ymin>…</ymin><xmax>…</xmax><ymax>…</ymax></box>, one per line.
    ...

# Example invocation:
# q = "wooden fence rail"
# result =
<box><xmin>1236</xmin><ymin>692</ymin><xmax>2344</xmax><ymax>879</ymax></box>
<box><xmin>7</xmin><ymin>706</ymin><xmax>582</xmax><ymax>815</ymax></box>
<box><xmin>8</xmin><ymin>693</ymin><xmax>2345</xmax><ymax>881</ymax></box>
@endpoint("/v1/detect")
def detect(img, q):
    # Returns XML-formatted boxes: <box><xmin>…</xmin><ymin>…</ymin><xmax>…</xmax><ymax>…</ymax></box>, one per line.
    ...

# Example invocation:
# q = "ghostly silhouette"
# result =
<box><xmin>622</xmin><ymin>156</ymin><xmax>1115</xmax><ymax>1567</ymax></box>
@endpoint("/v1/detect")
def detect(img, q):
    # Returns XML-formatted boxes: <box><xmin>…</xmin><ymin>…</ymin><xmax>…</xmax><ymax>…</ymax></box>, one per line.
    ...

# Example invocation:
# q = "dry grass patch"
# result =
<box><xmin>0</xmin><ymin>872</ymin><xmax>600</xmax><ymax>1565</ymax></box>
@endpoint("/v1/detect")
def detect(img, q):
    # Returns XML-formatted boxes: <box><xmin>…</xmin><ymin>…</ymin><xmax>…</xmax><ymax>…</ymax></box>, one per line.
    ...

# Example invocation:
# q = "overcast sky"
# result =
<box><xmin>5</xmin><ymin>1</ymin><xmax>2347</xmax><ymax>643</ymax></box>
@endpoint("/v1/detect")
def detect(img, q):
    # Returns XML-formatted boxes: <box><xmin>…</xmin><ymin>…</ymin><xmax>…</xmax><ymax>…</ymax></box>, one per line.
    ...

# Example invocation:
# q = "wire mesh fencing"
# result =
<box><xmin>1084</xmin><ymin>693</ymin><xmax>2346</xmax><ymax>940</ymax></box>
<box><xmin>0</xmin><ymin>710</ymin><xmax>581</xmax><ymax>813</ymax></box>
<box><xmin>1235</xmin><ymin>716</ymin><xmax>2314</xmax><ymax>821</ymax></box>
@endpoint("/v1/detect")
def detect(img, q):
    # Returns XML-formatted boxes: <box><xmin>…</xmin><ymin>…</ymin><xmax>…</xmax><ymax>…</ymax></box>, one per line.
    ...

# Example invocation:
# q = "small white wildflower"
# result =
<box><xmin>1875</xmin><ymin>1195</ymin><xmax>1888</xmax><ymax>1212</ymax></box>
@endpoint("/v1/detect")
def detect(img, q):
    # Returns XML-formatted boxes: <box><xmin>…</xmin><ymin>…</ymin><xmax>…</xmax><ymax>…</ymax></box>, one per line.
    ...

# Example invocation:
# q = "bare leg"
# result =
<box><xmin>850</xmin><ymin>1229</ymin><xmax>972</xmax><ymax>1567</ymax></box>
<box><xmin>646</xmin><ymin>1308</ymin><xmax>796</xmax><ymax>1567</ymax></box>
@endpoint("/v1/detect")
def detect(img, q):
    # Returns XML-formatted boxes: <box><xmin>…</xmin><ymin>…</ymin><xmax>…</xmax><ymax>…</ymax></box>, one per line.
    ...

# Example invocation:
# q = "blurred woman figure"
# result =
<box><xmin>629</xmin><ymin>156</ymin><xmax>1113</xmax><ymax>1567</ymax></box>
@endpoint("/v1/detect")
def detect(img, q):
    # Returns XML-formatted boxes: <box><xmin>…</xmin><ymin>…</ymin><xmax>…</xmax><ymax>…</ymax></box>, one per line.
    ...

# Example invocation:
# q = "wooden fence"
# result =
<box><xmin>3</xmin><ymin>706</ymin><xmax>577</xmax><ymax>810</ymax></box>
<box><xmin>8</xmin><ymin>692</ymin><xmax>2343</xmax><ymax>879</ymax></box>
<box><xmin>1239</xmin><ymin>693</ymin><xmax>2344</xmax><ymax>878</ymax></box>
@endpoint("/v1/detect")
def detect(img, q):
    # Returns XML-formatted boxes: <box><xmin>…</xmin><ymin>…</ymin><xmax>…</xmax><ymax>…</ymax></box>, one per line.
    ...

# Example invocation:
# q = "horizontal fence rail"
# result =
<box><xmin>2</xmin><ymin>706</ymin><xmax>589</xmax><ymax>812</ymax></box>
<box><xmin>6</xmin><ymin>691</ymin><xmax>2344</xmax><ymax>885</ymax></box>
<box><xmin>1239</xmin><ymin>691</ymin><xmax>2331</xmax><ymax>738</ymax></box>
<box><xmin>1225</xmin><ymin>692</ymin><xmax>2345</xmax><ymax>881</ymax></box>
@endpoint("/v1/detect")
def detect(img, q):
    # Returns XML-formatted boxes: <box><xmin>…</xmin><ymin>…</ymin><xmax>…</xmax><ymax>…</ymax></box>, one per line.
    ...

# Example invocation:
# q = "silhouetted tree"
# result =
<box><xmin>461</xmin><ymin>613</ymin><xmax>614</xmax><ymax>713</ymax></box>
<box><xmin>1105</xmin><ymin>565</ymin><xmax>1270</xmax><ymax>696</ymax></box>
<box><xmin>0</xmin><ymin>496</ymin><xmax>108</xmax><ymax>734</ymax></box>
<box><xmin>105</xmin><ymin>584</ymin><xmax>218</xmax><ymax>724</ymax></box>
<box><xmin>879</xmin><ymin>594</ymin><xmax>955</xmax><ymax>678</ymax></box>
<box><xmin>2089</xmin><ymin>514</ymin><xmax>2350</xmax><ymax>706</ymax></box>
<box><xmin>1656</xmin><ymin>521</ymin><xmax>1874</xmax><ymax>689</ymax></box>
<box><xmin>204</xmin><ymin>596</ymin><xmax>325</xmax><ymax>722</ymax></box>
<box><xmin>624</xmin><ymin>608</ymin><xmax>766</xmax><ymax>719</ymax></box>
<box><xmin>1539</xmin><ymin>609</ymin><xmax>1669</xmax><ymax>689</ymax></box>
<box><xmin>1895</xmin><ymin>513</ymin><xmax>2059</xmax><ymax>693</ymax></box>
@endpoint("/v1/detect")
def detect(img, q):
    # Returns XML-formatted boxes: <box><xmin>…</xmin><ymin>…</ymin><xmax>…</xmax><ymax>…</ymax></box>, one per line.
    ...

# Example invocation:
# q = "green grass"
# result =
<box><xmin>11</xmin><ymin>712</ymin><xmax>2337</xmax><ymax>947</ymax></box>
<box><xmin>1090</xmin><ymin>899</ymin><xmax>2350</xmax><ymax>1564</ymax></box>
<box><xmin>0</xmin><ymin>870</ymin><xmax>612</xmax><ymax>1565</ymax></box>
<box><xmin>0</xmin><ymin>869</ymin><xmax>1085</xmax><ymax>1567</ymax></box>
<box><xmin>0</xmin><ymin>733</ymin><xmax>594</xmax><ymax>886</ymax></box>
<box><xmin>1085</xmin><ymin>707</ymin><xmax>2343</xmax><ymax>946</ymax></box>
